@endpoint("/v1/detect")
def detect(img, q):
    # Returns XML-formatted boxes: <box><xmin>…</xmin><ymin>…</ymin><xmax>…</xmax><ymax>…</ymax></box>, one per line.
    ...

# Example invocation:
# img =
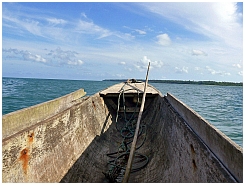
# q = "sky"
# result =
<box><xmin>2</xmin><ymin>2</ymin><xmax>243</xmax><ymax>82</ymax></box>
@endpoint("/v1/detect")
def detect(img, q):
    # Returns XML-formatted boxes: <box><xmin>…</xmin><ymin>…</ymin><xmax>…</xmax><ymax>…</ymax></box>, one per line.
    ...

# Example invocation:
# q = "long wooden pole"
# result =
<box><xmin>122</xmin><ymin>62</ymin><xmax>150</xmax><ymax>183</ymax></box>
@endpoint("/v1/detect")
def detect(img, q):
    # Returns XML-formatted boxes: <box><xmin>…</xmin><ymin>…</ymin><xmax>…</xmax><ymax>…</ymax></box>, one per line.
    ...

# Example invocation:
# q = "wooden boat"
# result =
<box><xmin>2</xmin><ymin>80</ymin><xmax>243</xmax><ymax>183</ymax></box>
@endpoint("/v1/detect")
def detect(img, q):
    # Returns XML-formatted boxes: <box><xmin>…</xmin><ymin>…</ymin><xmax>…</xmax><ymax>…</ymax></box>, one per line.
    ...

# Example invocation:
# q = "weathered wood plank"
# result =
<box><xmin>99</xmin><ymin>82</ymin><xmax>159</xmax><ymax>96</ymax></box>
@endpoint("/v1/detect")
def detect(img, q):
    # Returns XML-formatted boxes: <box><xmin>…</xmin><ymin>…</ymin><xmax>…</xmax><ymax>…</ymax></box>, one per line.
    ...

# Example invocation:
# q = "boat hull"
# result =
<box><xmin>2</xmin><ymin>83</ymin><xmax>243</xmax><ymax>182</ymax></box>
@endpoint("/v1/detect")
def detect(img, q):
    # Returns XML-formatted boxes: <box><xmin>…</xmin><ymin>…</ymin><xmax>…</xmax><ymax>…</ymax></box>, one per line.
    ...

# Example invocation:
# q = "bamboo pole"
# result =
<box><xmin>122</xmin><ymin>62</ymin><xmax>150</xmax><ymax>183</ymax></box>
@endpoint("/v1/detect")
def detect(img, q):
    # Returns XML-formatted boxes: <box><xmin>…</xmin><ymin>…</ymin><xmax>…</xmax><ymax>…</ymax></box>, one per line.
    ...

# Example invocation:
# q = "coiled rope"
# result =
<box><xmin>103</xmin><ymin>80</ymin><xmax>149</xmax><ymax>182</ymax></box>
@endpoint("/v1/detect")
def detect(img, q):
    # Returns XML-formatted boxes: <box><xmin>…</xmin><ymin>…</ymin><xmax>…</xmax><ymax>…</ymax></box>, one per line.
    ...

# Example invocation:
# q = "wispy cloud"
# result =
<box><xmin>135</xmin><ymin>29</ymin><xmax>146</xmax><ymax>35</ymax></box>
<box><xmin>46</xmin><ymin>18</ymin><xmax>67</xmax><ymax>25</ymax></box>
<box><xmin>76</xmin><ymin>20</ymin><xmax>112</xmax><ymax>39</ymax></box>
<box><xmin>81</xmin><ymin>12</ymin><xmax>88</xmax><ymax>19</ymax></box>
<box><xmin>2</xmin><ymin>10</ymin><xmax>69</xmax><ymax>41</ymax></box>
<box><xmin>3</xmin><ymin>4</ymin><xmax>134</xmax><ymax>43</ymax></box>
<box><xmin>123</xmin><ymin>26</ymin><xmax>147</xmax><ymax>35</ymax></box>
<box><xmin>140</xmin><ymin>2</ymin><xmax>242</xmax><ymax>49</ymax></box>
<box><xmin>75</xmin><ymin>19</ymin><xmax>135</xmax><ymax>41</ymax></box>
<box><xmin>3</xmin><ymin>13</ymin><xmax>42</xmax><ymax>37</ymax></box>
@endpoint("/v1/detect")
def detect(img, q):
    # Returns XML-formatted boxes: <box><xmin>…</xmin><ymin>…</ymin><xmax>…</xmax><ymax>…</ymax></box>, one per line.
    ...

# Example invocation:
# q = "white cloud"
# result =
<box><xmin>47</xmin><ymin>47</ymin><xmax>84</xmax><ymax>66</ymax></box>
<box><xmin>233</xmin><ymin>61</ymin><xmax>243</xmax><ymax>76</ymax></box>
<box><xmin>119</xmin><ymin>61</ymin><xmax>126</xmax><ymax>65</ymax></box>
<box><xmin>24</xmin><ymin>53</ymin><xmax>46</xmax><ymax>63</ymax></box>
<box><xmin>151</xmin><ymin>60</ymin><xmax>164</xmax><ymax>69</ymax></box>
<box><xmin>175</xmin><ymin>66</ymin><xmax>188</xmax><ymax>74</ymax></box>
<box><xmin>206</xmin><ymin>66</ymin><xmax>217</xmax><ymax>75</ymax></box>
<box><xmin>3</xmin><ymin>47</ymin><xmax>85</xmax><ymax>66</ymax></box>
<box><xmin>156</xmin><ymin>33</ymin><xmax>171</xmax><ymax>46</ymax></box>
<box><xmin>3</xmin><ymin>48</ymin><xmax>46</xmax><ymax>63</ymax></box>
<box><xmin>78</xmin><ymin>60</ymin><xmax>83</xmax><ymax>65</ymax></box>
<box><xmin>233</xmin><ymin>63</ymin><xmax>242</xmax><ymax>69</ymax></box>
<box><xmin>135</xmin><ymin>56</ymin><xmax>163</xmax><ymax>71</ymax></box>
<box><xmin>206</xmin><ymin>66</ymin><xmax>231</xmax><ymax>76</ymax></box>
<box><xmin>67</xmin><ymin>59</ymin><xmax>84</xmax><ymax>65</ymax></box>
<box><xmin>135</xmin><ymin>57</ymin><xmax>149</xmax><ymax>71</ymax></box>
<box><xmin>192</xmin><ymin>49</ymin><xmax>207</xmax><ymax>56</ymax></box>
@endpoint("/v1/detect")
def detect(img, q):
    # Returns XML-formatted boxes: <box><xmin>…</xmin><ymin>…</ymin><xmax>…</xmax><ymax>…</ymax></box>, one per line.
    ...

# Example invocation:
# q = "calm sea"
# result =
<box><xmin>2</xmin><ymin>77</ymin><xmax>243</xmax><ymax>147</ymax></box>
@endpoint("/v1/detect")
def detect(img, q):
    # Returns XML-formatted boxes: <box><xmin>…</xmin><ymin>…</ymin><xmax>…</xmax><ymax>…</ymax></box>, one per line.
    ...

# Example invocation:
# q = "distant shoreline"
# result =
<box><xmin>103</xmin><ymin>79</ymin><xmax>243</xmax><ymax>86</ymax></box>
<box><xmin>3</xmin><ymin>77</ymin><xmax>243</xmax><ymax>86</ymax></box>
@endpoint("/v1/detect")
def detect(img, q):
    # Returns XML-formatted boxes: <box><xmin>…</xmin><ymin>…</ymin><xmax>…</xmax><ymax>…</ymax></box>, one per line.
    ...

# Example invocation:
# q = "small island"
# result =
<box><xmin>103</xmin><ymin>79</ymin><xmax>242</xmax><ymax>86</ymax></box>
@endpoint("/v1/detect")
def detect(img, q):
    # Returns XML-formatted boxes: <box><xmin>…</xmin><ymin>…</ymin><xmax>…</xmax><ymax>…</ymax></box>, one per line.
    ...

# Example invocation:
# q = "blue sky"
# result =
<box><xmin>2</xmin><ymin>2</ymin><xmax>243</xmax><ymax>82</ymax></box>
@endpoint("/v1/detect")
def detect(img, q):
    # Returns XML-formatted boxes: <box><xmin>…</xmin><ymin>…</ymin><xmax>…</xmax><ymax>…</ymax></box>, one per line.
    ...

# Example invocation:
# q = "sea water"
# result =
<box><xmin>152</xmin><ymin>83</ymin><xmax>243</xmax><ymax>148</ymax></box>
<box><xmin>2</xmin><ymin>77</ymin><xmax>243</xmax><ymax>147</ymax></box>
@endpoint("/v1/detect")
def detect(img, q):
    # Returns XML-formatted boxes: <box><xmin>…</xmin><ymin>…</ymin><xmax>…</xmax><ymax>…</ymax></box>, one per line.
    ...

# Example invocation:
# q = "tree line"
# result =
<box><xmin>103</xmin><ymin>79</ymin><xmax>242</xmax><ymax>86</ymax></box>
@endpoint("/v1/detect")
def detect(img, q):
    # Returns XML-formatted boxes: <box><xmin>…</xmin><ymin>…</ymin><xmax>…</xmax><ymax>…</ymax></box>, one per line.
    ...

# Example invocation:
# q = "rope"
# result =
<box><xmin>103</xmin><ymin>80</ymin><xmax>149</xmax><ymax>183</ymax></box>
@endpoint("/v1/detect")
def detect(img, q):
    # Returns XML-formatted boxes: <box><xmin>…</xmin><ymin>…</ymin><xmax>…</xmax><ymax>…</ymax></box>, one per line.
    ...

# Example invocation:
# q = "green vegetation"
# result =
<box><xmin>103</xmin><ymin>79</ymin><xmax>242</xmax><ymax>86</ymax></box>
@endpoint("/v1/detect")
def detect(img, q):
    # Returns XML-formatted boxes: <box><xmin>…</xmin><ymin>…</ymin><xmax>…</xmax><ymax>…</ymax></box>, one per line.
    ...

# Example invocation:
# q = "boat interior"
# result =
<box><xmin>60</xmin><ymin>82</ymin><xmax>240</xmax><ymax>183</ymax></box>
<box><xmin>2</xmin><ymin>82</ymin><xmax>242</xmax><ymax>183</ymax></box>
